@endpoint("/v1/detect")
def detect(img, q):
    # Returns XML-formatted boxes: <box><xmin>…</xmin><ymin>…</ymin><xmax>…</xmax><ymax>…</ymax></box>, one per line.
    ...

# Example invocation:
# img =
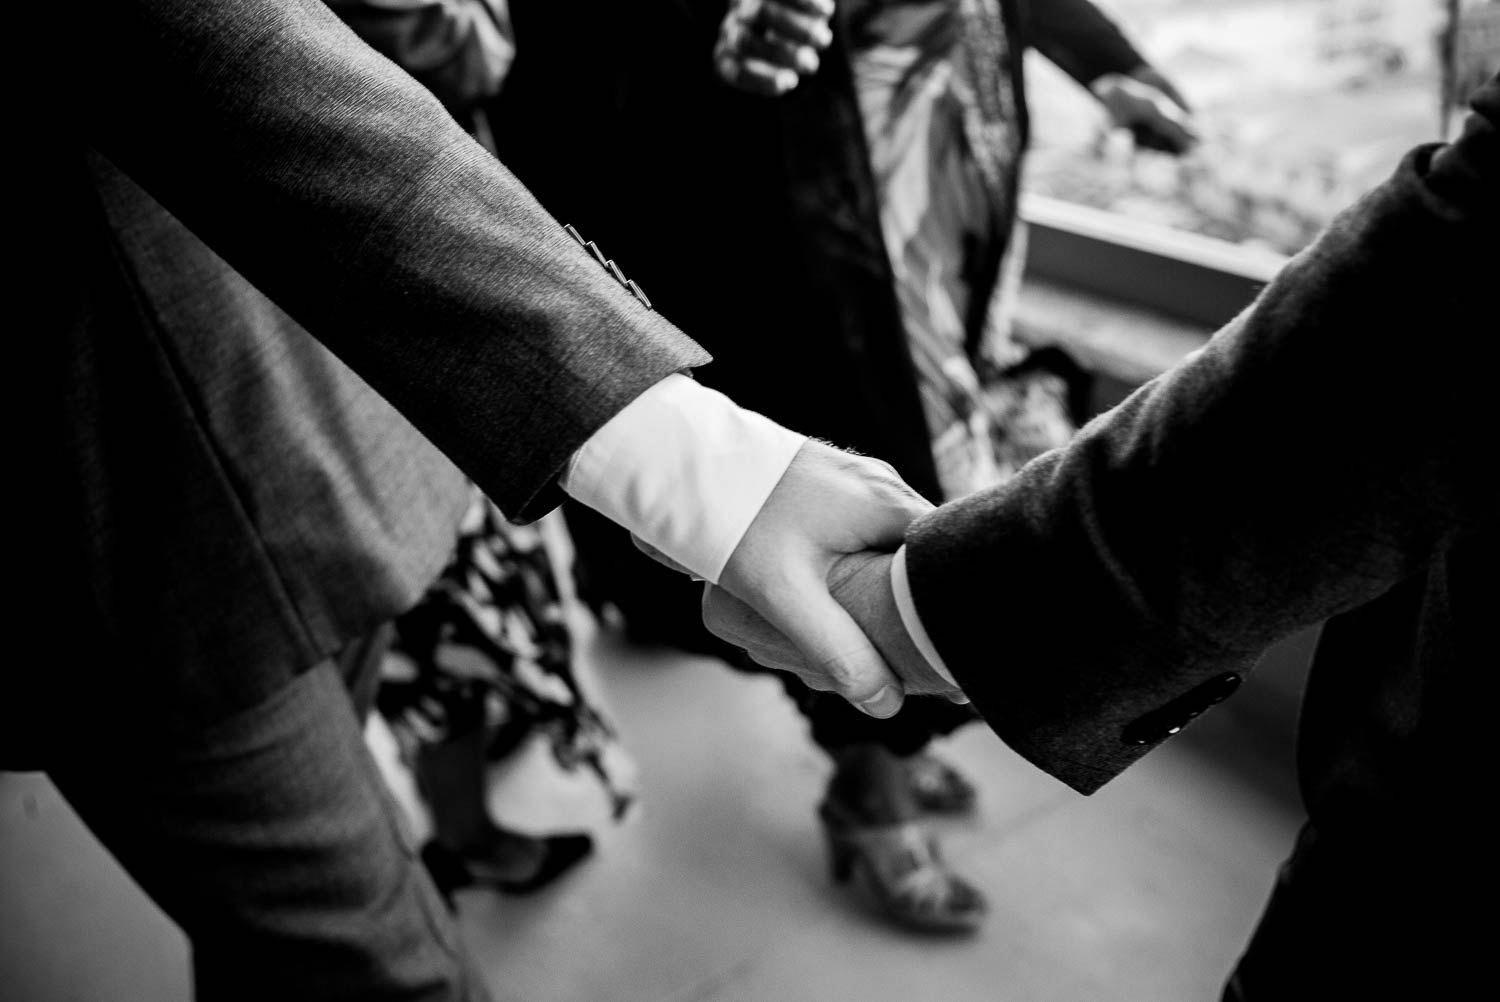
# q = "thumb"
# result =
<box><xmin>753</xmin><ymin>565</ymin><xmax>906</xmax><ymax>718</ymax></box>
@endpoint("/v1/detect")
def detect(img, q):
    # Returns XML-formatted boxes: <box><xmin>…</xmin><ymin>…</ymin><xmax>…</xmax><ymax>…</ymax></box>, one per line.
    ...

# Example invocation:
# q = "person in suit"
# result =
<box><xmin>13</xmin><ymin>1</ymin><xmax>932</xmax><ymax>998</ymax></box>
<box><xmin>708</xmin><ymin>72</ymin><xmax>1499</xmax><ymax>999</ymax></box>
<box><xmin>489</xmin><ymin>0</ymin><xmax>1193</xmax><ymax>932</ymax></box>
<box><xmin>322</xmin><ymin>0</ymin><xmax>622</xmax><ymax>900</ymax></box>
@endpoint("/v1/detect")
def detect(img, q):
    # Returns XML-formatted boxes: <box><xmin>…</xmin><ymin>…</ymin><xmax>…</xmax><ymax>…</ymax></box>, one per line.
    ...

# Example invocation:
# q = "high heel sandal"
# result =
<box><xmin>420</xmin><ymin>829</ymin><xmax>594</xmax><ymax>901</ymax></box>
<box><xmin>819</xmin><ymin>800</ymin><xmax>987</xmax><ymax>934</ymax></box>
<box><xmin>906</xmin><ymin>752</ymin><xmax>979</xmax><ymax>815</ymax></box>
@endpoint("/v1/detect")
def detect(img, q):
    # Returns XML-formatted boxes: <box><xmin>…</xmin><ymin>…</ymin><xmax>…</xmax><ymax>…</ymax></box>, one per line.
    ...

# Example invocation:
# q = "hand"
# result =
<box><xmin>714</xmin><ymin>0</ymin><xmax>835</xmax><ymax>97</ymax></box>
<box><xmin>1091</xmin><ymin>67</ymin><xmax>1198</xmax><ymax>155</ymax></box>
<box><xmin>705</xmin><ymin>550</ymin><xmax>968</xmax><ymax>703</ymax></box>
<box><xmin>712</xmin><ymin>441</ymin><xmax>933</xmax><ymax>716</ymax></box>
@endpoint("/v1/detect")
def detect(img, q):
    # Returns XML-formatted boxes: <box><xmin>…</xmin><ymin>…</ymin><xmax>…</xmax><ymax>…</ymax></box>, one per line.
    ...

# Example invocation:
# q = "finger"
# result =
<box><xmin>703</xmin><ymin>586</ymin><xmax>823</xmax><ymax>678</ymax></box>
<box><xmin>1132</xmin><ymin>114</ymin><xmax>1199</xmax><ymax>155</ymax></box>
<box><xmin>705</xmin><ymin>582</ymin><xmax>894</xmax><ymax>703</ymax></box>
<box><xmin>703</xmin><ymin>584</ymin><xmax>775</xmax><ymax>647</ymax></box>
<box><xmin>1160</xmin><ymin>82</ymin><xmax>1191</xmax><ymax>113</ymax></box>
<box><xmin>754</xmin><ymin>3</ymin><xmax>833</xmax><ymax>50</ymax></box>
<box><xmin>755</xmin><ymin>566</ymin><xmax>906</xmax><ymax>718</ymax></box>
<box><xmin>1145</xmin><ymin>73</ymin><xmax>1191</xmax><ymax>112</ymax></box>
<box><xmin>703</xmin><ymin>586</ymin><xmax>800</xmax><ymax>659</ymax></box>
<box><xmin>715</xmin><ymin>52</ymin><xmax>799</xmax><ymax>95</ymax></box>
<box><xmin>737</xmin><ymin>27</ymin><xmax>821</xmax><ymax>76</ymax></box>
<box><xmin>742</xmin><ymin>646</ymin><xmax>822</xmax><ymax>681</ymax></box>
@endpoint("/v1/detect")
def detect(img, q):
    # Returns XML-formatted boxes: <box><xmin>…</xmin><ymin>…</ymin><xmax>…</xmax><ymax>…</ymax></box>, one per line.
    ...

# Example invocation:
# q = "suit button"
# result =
<box><xmin>1120</xmin><ymin>672</ymin><xmax>1243</xmax><ymax>746</ymax></box>
<box><xmin>626</xmin><ymin>279</ymin><xmax>654</xmax><ymax>311</ymax></box>
<box><xmin>1201</xmin><ymin>671</ymin><xmax>1242</xmax><ymax>705</ymax></box>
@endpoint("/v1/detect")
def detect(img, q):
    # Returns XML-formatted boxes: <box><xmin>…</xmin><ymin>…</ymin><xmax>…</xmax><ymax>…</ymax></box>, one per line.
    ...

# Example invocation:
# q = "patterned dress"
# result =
<box><xmin>851</xmin><ymin>0</ymin><xmax>1077</xmax><ymax>500</ymax></box>
<box><xmin>376</xmin><ymin>492</ymin><xmax>636</xmax><ymax>825</ymax></box>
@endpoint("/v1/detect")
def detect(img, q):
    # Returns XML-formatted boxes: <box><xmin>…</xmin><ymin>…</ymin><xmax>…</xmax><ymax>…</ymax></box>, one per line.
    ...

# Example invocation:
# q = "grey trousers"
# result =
<box><xmin>49</xmin><ymin>635</ymin><xmax>489</xmax><ymax>1002</ymax></box>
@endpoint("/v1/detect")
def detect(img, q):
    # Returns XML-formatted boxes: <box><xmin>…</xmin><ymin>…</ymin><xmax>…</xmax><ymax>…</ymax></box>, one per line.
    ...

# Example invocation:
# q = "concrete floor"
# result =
<box><xmin>0</xmin><ymin>607</ymin><xmax>1305</xmax><ymax>1002</ymax></box>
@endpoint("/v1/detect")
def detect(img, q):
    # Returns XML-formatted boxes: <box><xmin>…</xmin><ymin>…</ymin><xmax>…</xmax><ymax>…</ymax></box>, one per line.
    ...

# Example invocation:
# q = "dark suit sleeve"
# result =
<box><xmin>81</xmin><ymin>0</ymin><xmax>708</xmax><ymax>520</ymax></box>
<box><xmin>905</xmin><ymin>77</ymin><xmax>1499</xmax><ymax>795</ymax></box>
<box><xmin>1021</xmin><ymin>0</ymin><xmax>1146</xmax><ymax>87</ymax></box>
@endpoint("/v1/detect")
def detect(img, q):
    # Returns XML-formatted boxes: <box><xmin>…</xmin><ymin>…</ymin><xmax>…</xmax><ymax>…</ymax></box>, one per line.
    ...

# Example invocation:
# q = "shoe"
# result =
<box><xmin>420</xmin><ymin>829</ymin><xmax>594</xmax><ymax>898</ymax></box>
<box><xmin>819</xmin><ymin>799</ymin><xmax>987</xmax><ymax>934</ymax></box>
<box><xmin>420</xmin><ymin>839</ymin><xmax>472</xmax><ymax>910</ymax></box>
<box><xmin>906</xmin><ymin>752</ymin><xmax>978</xmax><ymax>815</ymax></box>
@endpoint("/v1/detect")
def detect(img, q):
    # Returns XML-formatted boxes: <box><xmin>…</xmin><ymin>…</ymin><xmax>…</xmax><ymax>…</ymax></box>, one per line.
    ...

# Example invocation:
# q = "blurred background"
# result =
<box><xmin>4</xmin><ymin>2</ymin><xmax>1495</xmax><ymax>1000</ymax></box>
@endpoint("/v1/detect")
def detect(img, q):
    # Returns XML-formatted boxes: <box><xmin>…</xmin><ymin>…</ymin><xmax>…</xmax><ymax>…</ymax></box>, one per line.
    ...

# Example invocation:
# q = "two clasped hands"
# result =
<box><xmin>705</xmin><ymin>438</ymin><xmax>961</xmax><ymax>717</ymax></box>
<box><xmin>621</xmin><ymin>0</ymin><xmax>1200</xmax><ymax>715</ymax></box>
<box><xmin>567</xmin><ymin>373</ymin><xmax>959</xmax><ymax>718</ymax></box>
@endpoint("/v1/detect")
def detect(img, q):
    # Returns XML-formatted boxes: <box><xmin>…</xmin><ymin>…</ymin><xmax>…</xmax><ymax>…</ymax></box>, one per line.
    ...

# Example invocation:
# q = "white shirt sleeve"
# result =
<box><xmin>889</xmin><ymin>544</ymin><xmax>959</xmax><ymax>688</ymax></box>
<box><xmin>561</xmin><ymin>373</ymin><xmax>806</xmax><ymax>585</ymax></box>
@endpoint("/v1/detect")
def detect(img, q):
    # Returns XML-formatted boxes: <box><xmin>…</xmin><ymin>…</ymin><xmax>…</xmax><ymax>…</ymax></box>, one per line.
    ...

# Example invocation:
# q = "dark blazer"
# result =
<box><xmin>11</xmin><ymin>0</ymin><xmax>708</xmax><ymax>766</ymax></box>
<box><xmin>906</xmin><ymin>75</ymin><xmax>1498</xmax><ymax>991</ymax></box>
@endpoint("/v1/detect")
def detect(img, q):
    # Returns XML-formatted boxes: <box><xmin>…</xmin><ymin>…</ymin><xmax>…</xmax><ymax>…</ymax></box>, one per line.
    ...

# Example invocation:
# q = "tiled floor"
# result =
<box><xmin>0</xmin><ymin>607</ymin><xmax>1306</xmax><ymax>1002</ymax></box>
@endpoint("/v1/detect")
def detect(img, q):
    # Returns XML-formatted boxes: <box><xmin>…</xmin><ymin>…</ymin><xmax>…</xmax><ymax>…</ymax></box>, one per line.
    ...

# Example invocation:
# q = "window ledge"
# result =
<box><xmin>1020</xmin><ymin>193</ymin><xmax>1287</xmax><ymax>329</ymax></box>
<box><xmin>1014</xmin><ymin>277</ymin><xmax>1210</xmax><ymax>391</ymax></box>
<box><xmin>1021</xmin><ymin>193</ymin><xmax>1289</xmax><ymax>283</ymax></box>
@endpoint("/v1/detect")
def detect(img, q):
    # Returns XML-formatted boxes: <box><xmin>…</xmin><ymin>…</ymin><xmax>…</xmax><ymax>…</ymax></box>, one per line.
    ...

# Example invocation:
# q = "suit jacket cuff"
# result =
<box><xmin>890</xmin><ymin>546</ymin><xmax>959</xmax><ymax>688</ymax></box>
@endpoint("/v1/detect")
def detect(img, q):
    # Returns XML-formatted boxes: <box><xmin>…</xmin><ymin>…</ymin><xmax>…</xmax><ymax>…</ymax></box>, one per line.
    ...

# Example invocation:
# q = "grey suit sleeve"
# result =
<box><xmin>81</xmin><ymin>0</ymin><xmax>708</xmax><ymax>520</ymax></box>
<box><xmin>905</xmin><ymin>77</ymin><xmax>1499</xmax><ymax>795</ymax></box>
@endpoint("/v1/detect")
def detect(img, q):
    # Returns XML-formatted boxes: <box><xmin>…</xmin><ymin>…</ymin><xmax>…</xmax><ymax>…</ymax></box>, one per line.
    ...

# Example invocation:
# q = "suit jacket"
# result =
<box><xmin>10</xmin><ymin>0</ymin><xmax>708</xmax><ymax>766</ymax></box>
<box><xmin>906</xmin><ymin>76</ymin><xmax>1496</xmax><ymax>986</ymax></box>
<box><xmin>489</xmin><ymin>0</ymin><xmax>1146</xmax><ymax>503</ymax></box>
<box><xmin>906</xmin><ymin>63</ymin><xmax>1496</xmax><ymax>875</ymax></box>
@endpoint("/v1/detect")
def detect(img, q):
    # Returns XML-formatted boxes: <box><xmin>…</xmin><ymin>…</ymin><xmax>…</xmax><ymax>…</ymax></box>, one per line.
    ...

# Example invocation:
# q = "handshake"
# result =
<box><xmin>643</xmin><ymin>439</ymin><xmax>966</xmax><ymax>719</ymax></box>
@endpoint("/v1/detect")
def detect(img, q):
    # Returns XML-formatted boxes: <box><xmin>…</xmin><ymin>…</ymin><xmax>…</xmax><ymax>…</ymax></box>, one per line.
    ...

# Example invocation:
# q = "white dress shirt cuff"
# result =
<box><xmin>562</xmin><ymin>374</ymin><xmax>806</xmax><ymax>585</ymax></box>
<box><xmin>890</xmin><ymin>545</ymin><xmax>959</xmax><ymax>688</ymax></box>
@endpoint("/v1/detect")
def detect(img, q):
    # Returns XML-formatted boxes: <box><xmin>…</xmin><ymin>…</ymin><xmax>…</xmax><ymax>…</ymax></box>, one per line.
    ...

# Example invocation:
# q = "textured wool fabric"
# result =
<box><xmin>26</xmin><ymin>0</ymin><xmax>710</xmax><ymax>750</ymax></box>
<box><xmin>905</xmin><ymin>79</ymin><xmax>1497</xmax><ymax>792</ymax></box>
<box><xmin>80</xmin><ymin>0</ymin><xmax>708</xmax><ymax>526</ymax></box>
<box><xmin>16</xmin><ymin>1</ymin><xmax>718</xmax><ymax>995</ymax></box>
<box><xmin>51</xmin><ymin>659</ymin><xmax>493</xmax><ymax>1002</ymax></box>
<box><xmin>901</xmin><ymin>75</ymin><xmax>1498</xmax><ymax>991</ymax></box>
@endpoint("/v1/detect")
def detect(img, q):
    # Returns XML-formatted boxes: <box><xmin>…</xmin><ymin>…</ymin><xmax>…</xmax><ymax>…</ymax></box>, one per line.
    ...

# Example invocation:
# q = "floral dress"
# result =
<box><xmin>376</xmin><ymin>492</ymin><xmax>636</xmax><ymax>825</ymax></box>
<box><xmin>851</xmin><ymin>0</ymin><xmax>1078</xmax><ymax>500</ymax></box>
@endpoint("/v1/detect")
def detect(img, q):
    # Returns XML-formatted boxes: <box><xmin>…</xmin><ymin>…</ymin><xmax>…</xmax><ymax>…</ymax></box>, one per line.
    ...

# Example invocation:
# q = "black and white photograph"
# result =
<box><xmin>2</xmin><ymin>0</ymin><xmax>1494</xmax><ymax>999</ymax></box>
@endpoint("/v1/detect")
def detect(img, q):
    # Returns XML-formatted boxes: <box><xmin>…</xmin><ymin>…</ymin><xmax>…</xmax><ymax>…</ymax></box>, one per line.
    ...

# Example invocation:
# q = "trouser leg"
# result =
<box><xmin>1223</xmin><ymin>821</ymin><xmax>1476</xmax><ymax>1000</ymax></box>
<box><xmin>50</xmin><ymin>657</ymin><xmax>489</xmax><ymax>1002</ymax></box>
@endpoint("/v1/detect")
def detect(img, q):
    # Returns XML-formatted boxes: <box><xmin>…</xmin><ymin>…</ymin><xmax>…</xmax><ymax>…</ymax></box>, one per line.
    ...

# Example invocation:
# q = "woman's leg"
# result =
<box><xmin>786</xmin><ymin>679</ymin><xmax>987</xmax><ymax>932</ymax></box>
